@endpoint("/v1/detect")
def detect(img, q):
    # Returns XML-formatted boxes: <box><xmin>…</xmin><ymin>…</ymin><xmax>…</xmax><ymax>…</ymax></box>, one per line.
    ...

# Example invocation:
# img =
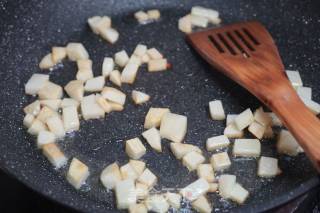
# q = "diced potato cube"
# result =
<box><xmin>64</xmin><ymin>80</ymin><xmax>84</xmax><ymax>101</ymax></box>
<box><xmin>229</xmin><ymin>183</ymin><xmax>249</xmax><ymax>204</ymax></box>
<box><xmin>39</xmin><ymin>53</ymin><xmax>55</xmax><ymax>69</ymax></box>
<box><xmin>115</xmin><ymin>179</ymin><xmax>137</xmax><ymax>209</ymax></box>
<box><xmin>147</xmin><ymin>48</ymin><xmax>163</xmax><ymax>60</ymax></box>
<box><xmin>191</xmin><ymin>195</ymin><xmax>212</xmax><ymax>213</ymax></box>
<box><xmin>253</xmin><ymin>107</ymin><xmax>271</xmax><ymax>126</ymax></box>
<box><xmin>145</xmin><ymin>194</ymin><xmax>170</xmax><ymax>213</ymax></box>
<box><xmin>46</xmin><ymin>116</ymin><xmax>65</xmax><ymax>138</ymax></box>
<box><xmin>137</xmin><ymin>168</ymin><xmax>157</xmax><ymax>188</ymax></box>
<box><xmin>178</xmin><ymin>15</ymin><xmax>192</xmax><ymax>34</ymax></box>
<box><xmin>170</xmin><ymin>143</ymin><xmax>202</xmax><ymax>159</ymax></box>
<box><xmin>197</xmin><ymin>164</ymin><xmax>215</xmax><ymax>183</ymax></box>
<box><xmin>190</xmin><ymin>14</ymin><xmax>209</xmax><ymax>28</ymax></box>
<box><xmin>160</xmin><ymin>112</ymin><xmax>187</xmax><ymax>143</ymax></box>
<box><xmin>218</xmin><ymin>174</ymin><xmax>236</xmax><ymax>199</ymax></box>
<box><xmin>94</xmin><ymin>16</ymin><xmax>112</xmax><ymax>34</ymax></box>
<box><xmin>37</xmin><ymin>130</ymin><xmax>55</xmax><ymax>148</ymax></box>
<box><xmin>52</xmin><ymin>46</ymin><xmax>67</xmax><ymax>63</ymax></box>
<box><xmin>208</xmin><ymin>183</ymin><xmax>218</xmax><ymax>193</ymax></box>
<box><xmin>248</xmin><ymin>121</ymin><xmax>266</xmax><ymax>139</ymax></box>
<box><xmin>102</xmin><ymin>57</ymin><xmax>114</xmax><ymax>77</ymax></box>
<box><xmin>25</xmin><ymin>74</ymin><xmax>49</xmax><ymax>95</ymax></box>
<box><xmin>109</xmin><ymin>102</ymin><xmax>124</xmax><ymax>111</ymax></box>
<box><xmin>23</xmin><ymin>114</ymin><xmax>35</xmax><ymax>128</ymax></box>
<box><xmin>209</xmin><ymin>100</ymin><xmax>225</xmax><ymax>120</ymax></box>
<box><xmin>100</xmin><ymin>27</ymin><xmax>119</xmax><ymax>44</ymax></box>
<box><xmin>120</xmin><ymin>163</ymin><xmax>138</xmax><ymax>180</ymax></box>
<box><xmin>63</xmin><ymin>106</ymin><xmax>80</xmax><ymax>132</ymax></box>
<box><xmin>40</xmin><ymin>99</ymin><xmax>61</xmax><ymax>111</ymax></box>
<box><xmin>42</xmin><ymin>143</ymin><xmax>67</xmax><ymax>169</ymax></box>
<box><xmin>142</xmin><ymin>127</ymin><xmax>161</xmax><ymax>152</ymax></box>
<box><xmin>66</xmin><ymin>43</ymin><xmax>89</xmax><ymax>61</ymax></box>
<box><xmin>258</xmin><ymin>156</ymin><xmax>279</xmax><ymax>178</ymax></box>
<box><xmin>166</xmin><ymin>192</ymin><xmax>181</xmax><ymax>209</ymax></box>
<box><xmin>226</xmin><ymin>114</ymin><xmax>237</xmax><ymax>125</ymax></box>
<box><xmin>76</xmin><ymin>69</ymin><xmax>94</xmax><ymax>82</ymax></box>
<box><xmin>87</xmin><ymin>16</ymin><xmax>102</xmax><ymax>34</ymax></box>
<box><xmin>210</xmin><ymin>152</ymin><xmax>231</xmax><ymax>171</ymax></box>
<box><xmin>24</xmin><ymin>100</ymin><xmax>41</xmax><ymax>116</ymax></box>
<box><xmin>125</xmin><ymin>138</ymin><xmax>146</xmax><ymax>159</ymax></box>
<box><xmin>27</xmin><ymin>119</ymin><xmax>47</xmax><ymax>135</ymax></box>
<box><xmin>286</xmin><ymin>70</ymin><xmax>303</xmax><ymax>88</ymax></box>
<box><xmin>134</xmin><ymin>11</ymin><xmax>149</xmax><ymax>23</ymax></box>
<box><xmin>109</xmin><ymin>70</ymin><xmax>122</xmax><ymax>87</ymax></box>
<box><xmin>36</xmin><ymin>106</ymin><xmax>58</xmax><ymax>123</ymax></box>
<box><xmin>263</xmin><ymin>126</ymin><xmax>274</xmax><ymax>139</ymax></box>
<box><xmin>61</xmin><ymin>98</ymin><xmax>80</xmax><ymax>108</ymax></box>
<box><xmin>121</xmin><ymin>63</ymin><xmax>139</xmax><ymax>84</ymax></box>
<box><xmin>206</xmin><ymin>135</ymin><xmax>230</xmax><ymax>151</ymax></box>
<box><xmin>267</xmin><ymin>112</ymin><xmax>282</xmax><ymax>126</ymax></box>
<box><xmin>224</xmin><ymin>123</ymin><xmax>244</xmax><ymax>138</ymax></box>
<box><xmin>115</xmin><ymin>50</ymin><xmax>129</xmax><ymax>67</ymax></box>
<box><xmin>301</xmin><ymin>97</ymin><xmax>320</xmax><ymax>114</ymax></box>
<box><xmin>101</xmin><ymin>87</ymin><xmax>126</xmax><ymax>105</ymax></box>
<box><xmin>141</xmin><ymin>54</ymin><xmax>150</xmax><ymax>63</ymax></box>
<box><xmin>233</xmin><ymin>139</ymin><xmax>261</xmax><ymax>157</ymax></box>
<box><xmin>277</xmin><ymin>130</ymin><xmax>300</xmax><ymax>156</ymax></box>
<box><xmin>133</xmin><ymin>44</ymin><xmax>147</xmax><ymax>57</ymax></box>
<box><xmin>297</xmin><ymin>86</ymin><xmax>312</xmax><ymax>100</ymax></box>
<box><xmin>148</xmin><ymin>59</ymin><xmax>167</xmax><ymax>72</ymax></box>
<box><xmin>67</xmin><ymin>158</ymin><xmax>89</xmax><ymax>189</ymax></box>
<box><xmin>129</xmin><ymin>203</ymin><xmax>148</xmax><ymax>213</ymax></box>
<box><xmin>38</xmin><ymin>81</ymin><xmax>63</xmax><ymax>100</ymax></box>
<box><xmin>77</xmin><ymin>58</ymin><xmax>92</xmax><ymax>70</ymax></box>
<box><xmin>129</xmin><ymin>160</ymin><xmax>146</xmax><ymax>176</ymax></box>
<box><xmin>234</xmin><ymin>108</ymin><xmax>254</xmax><ymax>130</ymax></box>
<box><xmin>191</xmin><ymin>6</ymin><xmax>219</xmax><ymax>23</ymax></box>
<box><xmin>180</xmin><ymin>178</ymin><xmax>209</xmax><ymax>201</ymax></box>
<box><xmin>182</xmin><ymin>151</ymin><xmax>205</xmax><ymax>171</ymax></box>
<box><xmin>100</xmin><ymin>162</ymin><xmax>122</xmax><ymax>190</ymax></box>
<box><xmin>84</xmin><ymin>76</ymin><xmax>105</xmax><ymax>92</ymax></box>
<box><xmin>81</xmin><ymin>94</ymin><xmax>105</xmax><ymax>120</ymax></box>
<box><xmin>132</xmin><ymin>90</ymin><xmax>150</xmax><ymax>104</ymax></box>
<box><xmin>147</xmin><ymin>9</ymin><xmax>161</xmax><ymax>20</ymax></box>
<box><xmin>144</xmin><ymin>107</ymin><xmax>170</xmax><ymax>129</ymax></box>
<box><xmin>96</xmin><ymin>96</ymin><xmax>112</xmax><ymax>113</ymax></box>
<box><xmin>135</xmin><ymin>182</ymin><xmax>149</xmax><ymax>200</ymax></box>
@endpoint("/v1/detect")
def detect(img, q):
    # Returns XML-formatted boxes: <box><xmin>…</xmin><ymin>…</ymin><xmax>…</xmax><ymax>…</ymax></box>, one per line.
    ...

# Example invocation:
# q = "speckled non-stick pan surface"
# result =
<box><xmin>0</xmin><ymin>0</ymin><xmax>320</xmax><ymax>212</ymax></box>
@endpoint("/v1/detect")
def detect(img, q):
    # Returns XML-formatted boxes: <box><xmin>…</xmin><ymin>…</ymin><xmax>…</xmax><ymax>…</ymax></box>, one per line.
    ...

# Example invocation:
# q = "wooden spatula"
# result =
<box><xmin>187</xmin><ymin>21</ymin><xmax>320</xmax><ymax>172</ymax></box>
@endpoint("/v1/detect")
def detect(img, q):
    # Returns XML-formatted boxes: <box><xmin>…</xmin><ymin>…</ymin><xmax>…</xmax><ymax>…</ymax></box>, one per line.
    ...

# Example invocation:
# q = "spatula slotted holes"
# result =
<box><xmin>208</xmin><ymin>35</ymin><xmax>225</xmax><ymax>53</ymax></box>
<box><xmin>242</xmin><ymin>28</ymin><xmax>260</xmax><ymax>45</ymax></box>
<box><xmin>226</xmin><ymin>32</ymin><xmax>250</xmax><ymax>58</ymax></box>
<box><xmin>217</xmin><ymin>33</ymin><xmax>237</xmax><ymax>55</ymax></box>
<box><xmin>234</xmin><ymin>30</ymin><xmax>255</xmax><ymax>51</ymax></box>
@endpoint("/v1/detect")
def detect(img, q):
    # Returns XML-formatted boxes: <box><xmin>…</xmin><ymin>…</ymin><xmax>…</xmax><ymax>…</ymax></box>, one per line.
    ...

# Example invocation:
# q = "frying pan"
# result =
<box><xmin>0</xmin><ymin>0</ymin><xmax>319</xmax><ymax>212</ymax></box>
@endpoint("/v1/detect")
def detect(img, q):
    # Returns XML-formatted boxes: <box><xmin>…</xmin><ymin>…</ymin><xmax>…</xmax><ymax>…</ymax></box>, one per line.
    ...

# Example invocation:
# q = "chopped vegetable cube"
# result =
<box><xmin>38</xmin><ymin>81</ymin><xmax>63</xmax><ymax>100</ymax></box>
<box><xmin>233</xmin><ymin>139</ymin><xmax>261</xmax><ymax>157</ymax></box>
<box><xmin>210</xmin><ymin>152</ymin><xmax>231</xmax><ymax>171</ymax></box>
<box><xmin>25</xmin><ymin>74</ymin><xmax>49</xmax><ymax>95</ymax></box>
<box><xmin>115</xmin><ymin>179</ymin><xmax>136</xmax><ymax>209</ymax></box>
<box><xmin>66</xmin><ymin>43</ymin><xmax>89</xmax><ymax>61</ymax></box>
<box><xmin>100</xmin><ymin>162</ymin><xmax>122</xmax><ymax>190</ymax></box>
<box><xmin>258</xmin><ymin>156</ymin><xmax>279</xmax><ymax>178</ymax></box>
<box><xmin>180</xmin><ymin>178</ymin><xmax>209</xmax><ymax>201</ymax></box>
<box><xmin>142</xmin><ymin>127</ymin><xmax>161</xmax><ymax>152</ymax></box>
<box><xmin>125</xmin><ymin>138</ymin><xmax>146</xmax><ymax>160</ymax></box>
<box><xmin>197</xmin><ymin>164</ymin><xmax>215</xmax><ymax>182</ymax></box>
<box><xmin>42</xmin><ymin>143</ymin><xmax>67</xmax><ymax>169</ymax></box>
<box><xmin>132</xmin><ymin>90</ymin><xmax>150</xmax><ymax>105</ymax></box>
<box><xmin>206</xmin><ymin>135</ymin><xmax>230</xmax><ymax>151</ymax></box>
<box><xmin>160</xmin><ymin>112</ymin><xmax>187</xmax><ymax>143</ymax></box>
<box><xmin>182</xmin><ymin>151</ymin><xmax>205</xmax><ymax>171</ymax></box>
<box><xmin>234</xmin><ymin>108</ymin><xmax>254</xmax><ymax>130</ymax></box>
<box><xmin>209</xmin><ymin>100</ymin><xmax>225</xmax><ymax>120</ymax></box>
<box><xmin>144</xmin><ymin>107</ymin><xmax>170</xmax><ymax>129</ymax></box>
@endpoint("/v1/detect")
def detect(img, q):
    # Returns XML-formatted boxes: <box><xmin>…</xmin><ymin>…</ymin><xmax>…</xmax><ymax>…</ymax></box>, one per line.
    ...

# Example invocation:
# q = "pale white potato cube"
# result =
<box><xmin>258</xmin><ymin>156</ymin><xmax>279</xmax><ymax>178</ymax></box>
<box><xmin>137</xmin><ymin>168</ymin><xmax>157</xmax><ymax>188</ymax></box>
<box><xmin>61</xmin><ymin>98</ymin><xmax>80</xmax><ymax>108</ymax></box>
<box><xmin>229</xmin><ymin>183</ymin><xmax>249</xmax><ymax>204</ymax></box>
<box><xmin>147</xmin><ymin>9</ymin><xmax>161</xmax><ymax>20</ymax></box>
<box><xmin>135</xmin><ymin>182</ymin><xmax>149</xmax><ymax>200</ymax></box>
<box><xmin>234</xmin><ymin>108</ymin><xmax>254</xmax><ymax>130</ymax></box>
<box><xmin>286</xmin><ymin>70</ymin><xmax>303</xmax><ymax>88</ymax></box>
<box><xmin>36</xmin><ymin>106</ymin><xmax>58</xmax><ymax>123</ymax></box>
<box><xmin>254</xmin><ymin>107</ymin><xmax>271</xmax><ymax>126</ymax></box>
<box><xmin>94</xmin><ymin>16</ymin><xmax>112</xmax><ymax>34</ymax></box>
<box><xmin>87</xmin><ymin>16</ymin><xmax>102</xmax><ymax>34</ymax></box>
<box><xmin>170</xmin><ymin>143</ymin><xmax>202</xmax><ymax>159</ymax></box>
<box><xmin>40</xmin><ymin>99</ymin><xmax>61</xmax><ymax>111</ymax></box>
<box><xmin>27</xmin><ymin>119</ymin><xmax>47</xmax><ymax>135</ymax></box>
<box><xmin>121</xmin><ymin>63</ymin><xmax>139</xmax><ymax>84</ymax></box>
<box><xmin>191</xmin><ymin>195</ymin><xmax>212</xmax><ymax>213</ymax></box>
<box><xmin>191</xmin><ymin>6</ymin><xmax>219</xmax><ymax>23</ymax></box>
<box><xmin>39</xmin><ymin>53</ymin><xmax>55</xmax><ymax>69</ymax></box>
<box><xmin>147</xmin><ymin>48</ymin><xmax>163</xmax><ymax>60</ymax></box>
<box><xmin>145</xmin><ymin>194</ymin><xmax>170</xmax><ymax>213</ymax></box>
<box><xmin>115</xmin><ymin>179</ymin><xmax>137</xmax><ymax>209</ymax></box>
<box><xmin>100</xmin><ymin>162</ymin><xmax>122</xmax><ymax>190</ymax></box>
<box><xmin>52</xmin><ymin>47</ymin><xmax>67</xmax><ymax>63</ymax></box>
<box><xmin>180</xmin><ymin>178</ymin><xmax>209</xmax><ymax>201</ymax></box>
<box><xmin>144</xmin><ymin>107</ymin><xmax>170</xmax><ymax>129</ymax></box>
<box><xmin>134</xmin><ymin>11</ymin><xmax>149</xmax><ymax>23</ymax></box>
<box><xmin>23</xmin><ymin>114</ymin><xmax>35</xmax><ymax>128</ymax></box>
<box><xmin>267</xmin><ymin>112</ymin><xmax>282</xmax><ymax>126</ymax></box>
<box><xmin>197</xmin><ymin>164</ymin><xmax>215</xmax><ymax>183</ymax></box>
<box><xmin>133</xmin><ymin>44</ymin><xmax>147</xmax><ymax>57</ymax></box>
<box><xmin>37</xmin><ymin>130</ymin><xmax>55</xmax><ymax>148</ymax></box>
<box><xmin>208</xmin><ymin>183</ymin><xmax>218</xmax><ymax>193</ymax></box>
<box><xmin>132</xmin><ymin>90</ymin><xmax>150</xmax><ymax>105</ymax></box>
<box><xmin>233</xmin><ymin>139</ymin><xmax>261</xmax><ymax>157</ymax></box>
<box><xmin>218</xmin><ymin>174</ymin><xmax>236</xmax><ymax>199</ymax></box>
<box><xmin>263</xmin><ymin>126</ymin><xmax>274</xmax><ymax>139</ymax></box>
<box><xmin>24</xmin><ymin>100</ymin><xmax>41</xmax><ymax>116</ymax></box>
<box><xmin>129</xmin><ymin>203</ymin><xmax>148</xmax><ymax>213</ymax></box>
<box><xmin>277</xmin><ymin>130</ymin><xmax>300</xmax><ymax>156</ymax></box>
<box><xmin>126</xmin><ymin>138</ymin><xmax>146</xmax><ymax>159</ymax></box>
<box><xmin>84</xmin><ymin>76</ymin><xmax>105</xmax><ymax>92</ymax></box>
<box><xmin>67</xmin><ymin>158</ymin><xmax>89</xmax><ymax>189</ymax></box>
<box><xmin>301</xmin><ymin>97</ymin><xmax>320</xmax><ymax>114</ymax></box>
<box><xmin>182</xmin><ymin>151</ymin><xmax>205</xmax><ymax>171</ymax></box>
<box><xmin>63</xmin><ymin>106</ymin><xmax>80</xmax><ymax>132</ymax></box>
<box><xmin>100</xmin><ymin>28</ymin><xmax>119</xmax><ymax>44</ymax></box>
<box><xmin>46</xmin><ymin>116</ymin><xmax>65</xmax><ymax>138</ymax></box>
<box><xmin>38</xmin><ymin>81</ymin><xmax>63</xmax><ymax>100</ymax></box>
<box><xmin>96</xmin><ymin>95</ymin><xmax>112</xmax><ymax>113</ymax></box>
<box><xmin>226</xmin><ymin>114</ymin><xmax>237</xmax><ymax>125</ymax></box>
<box><xmin>115</xmin><ymin>50</ymin><xmax>129</xmax><ymax>67</ymax></box>
<box><xmin>141</xmin><ymin>54</ymin><xmax>150</xmax><ymax>63</ymax></box>
<box><xmin>101</xmin><ymin>87</ymin><xmax>126</xmax><ymax>105</ymax></box>
<box><xmin>76</xmin><ymin>69</ymin><xmax>94</xmax><ymax>82</ymax></box>
<box><xmin>77</xmin><ymin>58</ymin><xmax>92</xmax><ymax>70</ymax></box>
<box><xmin>210</xmin><ymin>17</ymin><xmax>222</xmax><ymax>25</ymax></box>
<box><xmin>109</xmin><ymin>70</ymin><xmax>122</xmax><ymax>87</ymax></box>
<box><xmin>248</xmin><ymin>121</ymin><xmax>266</xmax><ymax>139</ymax></box>
<box><xmin>66</xmin><ymin>43</ymin><xmax>89</xmax><ymax>61</ymax></box>
<box><xmin>120</xmin><ymin>163</ymin><xmax>138</xmax><ymax>180</ymax></box>
<box><xmin>102</xmin><ymin>57</ymin><xmax>114</xmax><ymax>77</ymax></box>
<box><xmin>25</xmin><ymin>74</ymin><xmax>49</xmax><ymax>95</ymax></box>
<box><xmin>109</xmin><ymin>102</ymin><xmax>124</xmax><ymax>111</ymax></box>
<box><xmin>190</xmin><ymin>15</ymin><xmax>209</xmax><ymax>28</ymax></box>
<box><xmin>206</xmin><ymin>135</ymin><xmax>230</xmax><ymax>151</ymax></box>
<box><xmin>160</xmin><ymin>112</ymin><xmax>187</xmax><ymax>143</ymax></box>
<box><xmin>178</xmin><ymin>15</ymin><xmax>192</xmax><ymax>34</ymax></box>
<box><xmin>297</xmin><ymin>86</ymin><xmax>312</xmax><ymax>99</ymax></box>
<box><xmin>128</xmin><ymin>55</ymin><xmax>141</xmax><ymax>65</ymax></box>
<box><xmin>142</xmin><ymin>127</ymin><xmax>161</xmax><ymax>152</ymax></box>
<box><xmin>224</xmin><ymin>123</ymin><xmax>244</xmax><ymax>138</ymax></box>
<box><xmin>166</xmin><ymin>192</ymin><xmax>181</xmax><ymax>209</ymax></box>
<box><xmin>209</xmin><ymin>100</ymin><xmax>225</xmax><ymax>120</ymax></box>
<box><xmin>211</xmin><ymin>152</ymin><xmax>231</xmax><ymax>171</ymax></box>
<box><xmin>129</xmin><ymin>160</ymin><xmax>146</xmax><ymax>176</ymax></box>
<box><xmin>64</xmin><ymin>80</ymin><xmax>84</xmax><ymax>101</ymax></box>
<box><xmin>42</xmin><ymin>143</ymin><xmax>67</xmax><ymax>169</ymax></box>
<box><xmin>81</xmin><ymin>94</ymin><xmax>105</xmax><ymax>120</ymax></box>
<box><xmin>148</xmin><ymin>59</ymin><xmax>167</xmax><ymax>72</ymax></box>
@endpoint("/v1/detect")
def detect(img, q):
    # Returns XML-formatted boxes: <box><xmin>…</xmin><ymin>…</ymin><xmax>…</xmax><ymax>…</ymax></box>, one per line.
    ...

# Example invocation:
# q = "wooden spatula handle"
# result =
<box><xmin>270</xmin><ymin>88</ymin><xmax>320</xmax><ymax>172</ymax></box>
